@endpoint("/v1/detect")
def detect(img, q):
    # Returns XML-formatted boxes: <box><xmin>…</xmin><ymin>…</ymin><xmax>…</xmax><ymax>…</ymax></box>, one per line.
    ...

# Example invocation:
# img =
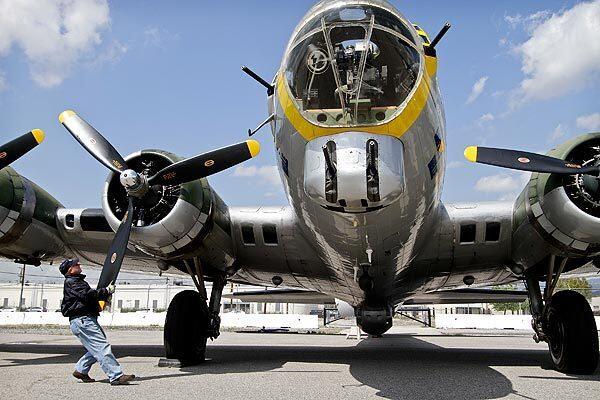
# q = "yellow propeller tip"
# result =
<box><xmin>464</xmin><ymin>146</ymin><xmax>478</xmax><ymax>163</ymax></box>
<box><xmin>58</xmin><ymin>110</ymin><xmax>76</xmax><ymax>124</ymax></box>
<box><xmin>247</xmin><ymin>140</ymin><xmax>261</xmax><ymax>158</ymax></box>
<box><xmin>31</xmin><ymin>129</ymin><xmax>45</xmax><ymax>144</ymax></box>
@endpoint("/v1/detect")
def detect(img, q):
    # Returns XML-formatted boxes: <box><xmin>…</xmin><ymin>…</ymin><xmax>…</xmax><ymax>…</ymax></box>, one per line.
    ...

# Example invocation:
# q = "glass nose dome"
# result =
<box><xmin>283</xmin><ymin>4</ymin><xmax>421</xmax><ymax>127</ymax></box>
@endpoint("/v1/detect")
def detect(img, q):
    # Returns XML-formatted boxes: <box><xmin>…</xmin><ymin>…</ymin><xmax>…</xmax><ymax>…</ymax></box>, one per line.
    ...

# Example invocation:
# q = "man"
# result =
<box><xmin>60</xmin><ymin>258</ymin><xmax>135</xmax><ymax>385</ymax></box>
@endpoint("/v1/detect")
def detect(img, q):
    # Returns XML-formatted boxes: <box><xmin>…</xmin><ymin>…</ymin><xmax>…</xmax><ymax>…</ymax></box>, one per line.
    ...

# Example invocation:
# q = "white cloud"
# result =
<box><xmin>505</xmin><ymin>10</ymin><xmax>552</xmax><ymax>32</ymax></box>
<box><xmin>143</xmin><ymin>28</ymin><xmax>162</xmax><ymax>46</ymax></box>
<box><xmin>0</xmin><ymin>0</ymin><xmax>111</xmax><ymax>87</ymax></box>
<box><xmin>475</xmin><ymin>174</ymin><xmax>521</xmax><ymax>193</ymax></box>
<box><xmin>233</xmin><ymin>165</ymin><xmax>280</xmax><ymax>186</ymax></box>
<box><xmin>479</xmin><ymin>113</ymin><xmax>495</xmax><ymax>123</ymax></box>
<box><xmin>0</xmin><ymin>70</ymin><xmax>6</xmax><ymax>92</ymax></box>
<box><xmin>576</xmin><ymin>112</ymin><xmax>600</xmax><ymax>131</ymax></box>
<box><xmin>466</xmin><ymin>76</ymin><xmax>489</xmax><ymax>104</ymax></box>
<box><xmin>476</xmin><ymin>113</ymin><xmax>495</xmax><ymax>129</ymax></box>
<box><xmin>512</xmin><ymin>1</ymin><xmax>600</xmax><ymax>103</ymax></box>
<box><xmin>88</xmin><ymin>39</ymin><xmax>127</xmax><ymax>68</ymax></box>
<box><xmin>548</xmin><ymin>123</ymin><xmax>566</xmax><ymax>142</ymax></box>
<box><xmin>143</xmin><ymin>27</ymin><xmax>177</xmax><ymax>48</ymax></box>
<box><xmin>475</xmin><ymin>172</ymin><xmax>530</xmax><ymax>200</ymax></box>
<box><xmin>447</xmin><ymin>161</ymin><xmax>464</xmax><ymax>169</ymax></box>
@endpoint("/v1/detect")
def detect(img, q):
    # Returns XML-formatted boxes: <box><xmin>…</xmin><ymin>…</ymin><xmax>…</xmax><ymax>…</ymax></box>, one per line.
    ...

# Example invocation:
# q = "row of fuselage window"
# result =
<box><xmin>241</xmin><ymin>224</ymin><xmax>278</xmax><ymax>246</ymax></box>
<box><xmin>459</xmin><ymin>221</ymin><xmax>501</xmax><ymax>244</ymax></box>
<box><xmin>238</xmin><ymin>221</ymin><xmax>500</xmax><ymax>247</ymax></box>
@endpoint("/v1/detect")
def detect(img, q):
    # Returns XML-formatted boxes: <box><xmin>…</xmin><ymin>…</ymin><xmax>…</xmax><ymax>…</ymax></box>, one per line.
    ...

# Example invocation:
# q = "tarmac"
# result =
<box><xmin>0</xmin><ymin>326</ymin><xmax>598</xmax><ymax>400</ymax></box>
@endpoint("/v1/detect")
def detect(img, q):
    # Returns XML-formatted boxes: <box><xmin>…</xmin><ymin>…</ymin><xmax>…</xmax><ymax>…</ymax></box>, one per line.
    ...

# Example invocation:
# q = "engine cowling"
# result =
<box><xmin>102</xmin><ymin>149</ymin><xmax>230</xmax><ymax>260</ymax></box>
<box><xmin>0</xmin><ymin>167</ymin><xmax>65</xmax><ymax>263</ymax></box>
<box><xmin>512</xmin><ymin>133</ymin><xmax>600</xmax><ymax>267</ymax></box>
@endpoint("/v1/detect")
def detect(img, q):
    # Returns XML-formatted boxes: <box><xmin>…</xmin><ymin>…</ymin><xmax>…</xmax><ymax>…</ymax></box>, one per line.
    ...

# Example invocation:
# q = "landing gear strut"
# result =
<box><xmin>525</xmin><ymin>255</ymin><xmax>599</xmax><ymax>374</ymax></box>
<box><xmin>160</xmin><ymin>258</ymin><xmax>226</xmax><ymax>367</ymax></box>
<box><xmin>207</xmin><ymin>275</ymin><xmax>226</xmax><ymax>339</ymax></box>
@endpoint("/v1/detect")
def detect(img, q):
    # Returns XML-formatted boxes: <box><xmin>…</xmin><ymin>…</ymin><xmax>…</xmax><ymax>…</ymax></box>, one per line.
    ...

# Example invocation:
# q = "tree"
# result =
<box><xmin>555</xmin><ymin>277</ymin><xmax>592</xmax><ymax>301</ymax></box>
<box><xmin>491</xmin><ymin>284</ymin><xmax>528</xmax><ymax>315</ymax></box>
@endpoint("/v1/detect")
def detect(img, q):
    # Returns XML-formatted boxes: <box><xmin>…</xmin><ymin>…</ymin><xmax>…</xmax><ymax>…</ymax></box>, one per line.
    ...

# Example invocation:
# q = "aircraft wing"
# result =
<box><xmin>407</xmin><ymin>198</ymin><xmax>599</xmax><ymax>296</ymax></box>
<box><xmin>223</xmin><ymin>287</ymin><xmax>527</xmax><ymax>306</ymax></box>
<box><xmin>223</xmin><ymin>288</ymin><xmax>335</xmax><ymax>304</ymax></box>
<box><xmin>403</xmin><ymin>288</ymin><xmax>528</xmax><ymax>305</ymax></box>
<box><xmin>0</xmin><ymin>163</ymin><xmax>333</xmax><ymax>297</ymax></box>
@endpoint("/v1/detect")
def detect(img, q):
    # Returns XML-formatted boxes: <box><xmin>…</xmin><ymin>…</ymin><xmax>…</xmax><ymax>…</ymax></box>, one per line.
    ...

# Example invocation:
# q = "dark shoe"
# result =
<box><xmin>73</xmin><ymin>371</ymin><xmax>95</xmax><ymax>383</ymax></box>
<box><xmin>110</xmin><ymin>374</ymin><xmax>135</xmax><ymax>385</ymax></box>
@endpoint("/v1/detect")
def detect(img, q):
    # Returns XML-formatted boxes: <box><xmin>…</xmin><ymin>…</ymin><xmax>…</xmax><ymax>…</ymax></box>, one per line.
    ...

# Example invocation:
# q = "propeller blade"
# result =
<box><xmin>0</xmin><ymin>130</ymin><xmax>45</xmax><ymax>170</ymax></box>
<box><xmin>97</xmin><ymin>197</ymin><xmax>134</xmax><ymax>289</ymax></box>
<box><xmin>59</xmin><ymin>110</ymin><xmax>128</xmax><ymax>173</ymax></box>
<box><xmin>148</xmin><ymin>140</ymin><xmax>261</xmax><ymax>186</ymax></box>
<box><xmin>464</xmin><ymin>146</ymin><xmax>600</xmax><ymax>175</ymax></box>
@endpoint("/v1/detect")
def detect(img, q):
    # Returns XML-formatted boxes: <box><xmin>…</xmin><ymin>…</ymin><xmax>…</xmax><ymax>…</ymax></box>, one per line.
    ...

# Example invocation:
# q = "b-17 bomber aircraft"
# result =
<box><xmin>1</xmin><ymin>0</ymin><xmax>598</xmax><ymax>374</ymax></box>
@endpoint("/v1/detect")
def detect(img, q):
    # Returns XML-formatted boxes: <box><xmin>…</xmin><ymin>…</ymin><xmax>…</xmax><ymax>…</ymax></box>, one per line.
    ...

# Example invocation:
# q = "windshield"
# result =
<box><xmin>284</xmin><ymin>5</ymin><xmax>421</xmax><ymax>127</ymax></box>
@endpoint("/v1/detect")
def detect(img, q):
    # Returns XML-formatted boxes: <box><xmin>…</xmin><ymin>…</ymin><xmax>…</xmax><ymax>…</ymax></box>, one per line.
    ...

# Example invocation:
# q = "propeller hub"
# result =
<box><xmin>119</xmin><ymin>169</ymin><xmax>148</xmax><ymax>198</ymax></box>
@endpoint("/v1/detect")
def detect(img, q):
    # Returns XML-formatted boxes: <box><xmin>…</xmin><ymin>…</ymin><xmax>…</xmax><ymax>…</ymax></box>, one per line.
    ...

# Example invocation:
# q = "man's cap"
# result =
<box><xmin>59</xmin><ymin>258</ymin><xmax>79</xmax><ymax>275</ymax></box>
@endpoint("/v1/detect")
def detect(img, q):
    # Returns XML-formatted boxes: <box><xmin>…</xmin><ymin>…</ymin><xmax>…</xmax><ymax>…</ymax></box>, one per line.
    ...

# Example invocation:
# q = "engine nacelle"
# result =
<box><xmin>102</xmin><ymin>149</ymin><xmax>232</xmax><ymax>261</ymax></box>
<box><xmin>512</xmin><ymin>133</ymin><xmax>600</xmax><ymax>267</ymax></box>
<box><xmin>0</xmin><ymin>167</ymin><xmax>65</xmax><ymax>263</ymax></box>
<box><xmin>335</xmin><ymin>299</ymin><xmax>355</xmax><ymax>319</ymax></box>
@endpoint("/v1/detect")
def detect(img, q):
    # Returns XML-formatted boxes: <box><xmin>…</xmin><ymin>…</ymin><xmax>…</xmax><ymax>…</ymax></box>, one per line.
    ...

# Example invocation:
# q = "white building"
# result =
<box><xmin>0</xmin><ymin>282</ymin><xmax>319</xmax><ymax>315</ymax></box>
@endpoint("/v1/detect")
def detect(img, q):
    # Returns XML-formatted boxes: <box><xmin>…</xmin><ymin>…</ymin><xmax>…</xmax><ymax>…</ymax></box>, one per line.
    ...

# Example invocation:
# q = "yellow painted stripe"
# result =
<box><xmin>464</xmin><ymin>146</ymin><xmax>478</xmax><ymax>162</ymax></box>
<box><xmin>58</xmin><ymin>110</ymin><xmax>76</xmax><ymax>124</ymax></box>
<box><xmin>31</xmin><ymin>129</ymin><xmax>45</xmax><ymax>144</ymax></box>
<box><xmin>425</xmin><ymin>55</ymin><xmax>438</xmax><ymax>78</ymax></box>
<box><xmin>276</xmin><ymin>68</ymin><xmax>432</xmax><ymax>141</ymax></box>
<box><xmin>246</xmin><ymin>139</ymin><xmax>261</xmax><ymax>158</ymax></box>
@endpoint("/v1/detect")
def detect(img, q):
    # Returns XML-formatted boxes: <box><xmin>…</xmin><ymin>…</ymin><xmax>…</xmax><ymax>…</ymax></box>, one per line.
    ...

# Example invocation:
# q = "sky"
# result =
<box><xmin>0</xmin><ymin>0</ymin><xmax>599</xmax><ymax>209</ymax></box>
<box><xmin>0</xmin><ymin>0</ymin><xmax>599</xmax><ymax>284</ymax></box>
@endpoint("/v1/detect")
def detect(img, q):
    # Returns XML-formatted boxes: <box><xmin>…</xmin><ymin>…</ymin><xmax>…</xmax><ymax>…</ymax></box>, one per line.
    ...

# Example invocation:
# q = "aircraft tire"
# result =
<box><xmin>164</xmin><ymin>290</ymin><xmax>208</xmax><ymax>366</ymax></box>
<box><xmin>545</xmin><ymin>290</ymin><xmax>599</xmax><ymax>374</ymax></box>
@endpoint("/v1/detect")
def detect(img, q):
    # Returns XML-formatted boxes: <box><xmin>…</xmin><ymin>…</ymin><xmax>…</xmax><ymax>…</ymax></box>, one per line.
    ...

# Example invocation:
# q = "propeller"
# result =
<box><xmin>464</xmin><ymin>146</ymin><xmax>600</xmax><ymax>176</ymax></box>
<box><xmin>0</xmin><ymin>129</ymin><xmax>45</xmax><ymax>171</ymax></box>
<box><xmin>59</xmin><ymin>109</ymin><xmax>261</xmax><ymax>296</ymax></box>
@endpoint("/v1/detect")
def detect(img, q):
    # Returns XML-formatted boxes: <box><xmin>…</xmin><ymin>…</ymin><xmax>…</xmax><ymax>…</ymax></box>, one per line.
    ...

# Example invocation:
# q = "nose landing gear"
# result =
<box><xmin>524</xmin><ymin>255</ymin><xmax>599</xmax><ymax>374</ymax></box>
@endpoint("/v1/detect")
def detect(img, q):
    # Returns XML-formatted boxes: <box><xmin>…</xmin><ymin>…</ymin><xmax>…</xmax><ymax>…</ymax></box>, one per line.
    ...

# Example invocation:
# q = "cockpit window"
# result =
<box><xmin>284</xmin><ymin>5</ymin><xmax>421</xmax><ymax>127</ymax></box>
<box><xmin>294</xmin><ymin>5</ymin><xmax>416</xmax><ymax>47</ymax></box>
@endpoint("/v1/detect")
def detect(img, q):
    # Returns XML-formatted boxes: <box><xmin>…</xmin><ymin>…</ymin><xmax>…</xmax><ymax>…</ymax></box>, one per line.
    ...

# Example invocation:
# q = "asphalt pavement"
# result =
<box><xmin>0</xmin><ymin>326</ymin><xmax>598</xmax><ymax>400</ymax></box>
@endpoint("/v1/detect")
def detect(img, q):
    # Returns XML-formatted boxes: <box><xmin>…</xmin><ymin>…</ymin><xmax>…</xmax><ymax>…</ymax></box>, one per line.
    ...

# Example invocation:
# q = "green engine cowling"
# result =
<box><xmin>0</xmin><ymin>167</ymin><xmax>66</xmax><ymax>264</ymax></box>
<box><xmin>512</xmin><ymin>132</ymin><xmax>600</xmax><ymax>268</ymax></box>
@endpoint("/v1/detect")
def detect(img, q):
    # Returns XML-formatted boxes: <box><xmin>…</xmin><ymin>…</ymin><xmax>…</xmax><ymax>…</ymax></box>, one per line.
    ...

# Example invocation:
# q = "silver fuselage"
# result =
<box><xmin>271</xmin><ymin>0</ymin><xmax>446</xmax><ymax>306</ymax></box>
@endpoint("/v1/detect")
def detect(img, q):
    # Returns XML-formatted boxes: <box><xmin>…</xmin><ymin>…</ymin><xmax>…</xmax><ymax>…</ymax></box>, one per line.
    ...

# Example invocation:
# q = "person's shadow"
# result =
<box><xmin>1</xmin><ymin>332</ymin><xmax>598</xmax><ymax>399</ymax></box>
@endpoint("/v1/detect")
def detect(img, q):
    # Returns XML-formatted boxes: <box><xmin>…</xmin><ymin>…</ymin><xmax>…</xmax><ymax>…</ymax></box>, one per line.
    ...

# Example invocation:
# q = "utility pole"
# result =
<box><xmin>146</xmin><ymin>284</ymin><xmax>151</xmax><ymax>310</ymax></box>
<box><xmin>164</xmin><ymin>277</ymin><xmax>169</xmax><ymax>310</ymax></box>
<box><xmin>18</xmin><ymin>264</ymin><xmax>26</xmax><ymax>311</ymax></box>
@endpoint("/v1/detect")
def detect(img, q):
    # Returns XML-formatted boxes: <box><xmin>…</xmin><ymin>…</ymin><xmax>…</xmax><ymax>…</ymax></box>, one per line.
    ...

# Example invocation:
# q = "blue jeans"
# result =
<box><xmin>70</xmin><ymin>316</ymin><xmax>123</xmax><ymax>382</ymax></box>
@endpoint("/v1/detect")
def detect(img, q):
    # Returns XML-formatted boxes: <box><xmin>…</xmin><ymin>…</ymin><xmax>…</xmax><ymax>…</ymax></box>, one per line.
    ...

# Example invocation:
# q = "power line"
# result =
<box><xmin>0</xmin><ymin>270</ymin><xmax>180</xmax><ymax>281</ymax></box>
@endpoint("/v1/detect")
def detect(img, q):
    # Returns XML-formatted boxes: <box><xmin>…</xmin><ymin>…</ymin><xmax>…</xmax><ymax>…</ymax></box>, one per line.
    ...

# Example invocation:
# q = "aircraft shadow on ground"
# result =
<box><xmin>0</xmin><ymin>333</ymin><xmax>598</xmax><ymax>400</ymax></box>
